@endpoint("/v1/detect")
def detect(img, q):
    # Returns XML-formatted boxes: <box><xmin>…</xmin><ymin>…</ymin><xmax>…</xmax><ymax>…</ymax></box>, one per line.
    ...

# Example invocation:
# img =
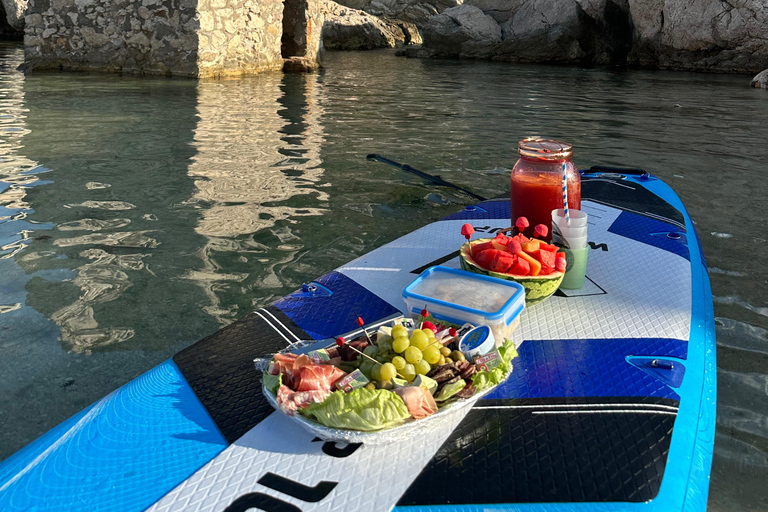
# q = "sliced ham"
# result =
<box><xmin>295</xmin><ymin>364</ymin><xmax>346</xmax><ymax>393</ymax></box>
<box><xmin>272</xmin><ymin>354</ymin><xmax>313</xmax><ymax>389</ymax></box>
<box><xmin>394</xmin><ymin>386</ymin><xmax>438</xmax><ymax>419</ymax></box>
<box><xmin>276</xmin><ymin>384</ymin><xmax>330</xmax><ymax>416</ymax></box>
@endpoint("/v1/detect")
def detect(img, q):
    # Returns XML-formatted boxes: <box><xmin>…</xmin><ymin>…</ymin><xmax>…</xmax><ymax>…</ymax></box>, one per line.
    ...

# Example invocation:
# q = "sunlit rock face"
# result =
<box><xmin>412</xmin><ymin>0</ymin><xmax>768</xmax><ymax>74</ymax></box>
<box><xmin>1</xmin><ymin>0</ymin><xmax>26</xmax><ymax>30</ymax></box>
<box><xmin>334</xmin><ymin>0</ymin><xmax>462</xmax><ymax>27</ymax></box>
<box><xmin>321</xmin><ymin>0</ymin><xmax>422</xmax><ymax>50</ymax></box>
<box><xmin>21</xmin><ymin>0</ymin><xmax>324</xmax><ymax>77</ymax></box>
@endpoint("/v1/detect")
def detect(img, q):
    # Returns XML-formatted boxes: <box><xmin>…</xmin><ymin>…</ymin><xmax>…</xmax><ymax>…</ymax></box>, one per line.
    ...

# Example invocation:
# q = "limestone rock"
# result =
<box><xmin>2</xmin><ymin>0</ymin><xmax>28</xmax><ymax>30</ymax></box>
<box><xmin>414</xmin><ymin>0</ymin><xmax>768</xmax><ymax>73</ymax></box>
<box><xmin>422</xmin><ymin>4</ymin><xmax>501</xmax><ymax>57</ymax></box>
<box><xmin>496</xmin><ymin>0</ymin><xmax>587</xmax><ymax>63</ymax></box>
<box><xmin>752</xmin><ymin>69</ymin><xmax>768</xmax><ymax>89</ymax></box>
<box><xmin>334</xmin><ymin>0</ymin><xmax>461</xmax><ymax>27</ymax></box>
<box><xmin>321</xmin><ymin>0</ymin><xmax>421</xmax><ymax>50</ymax></box>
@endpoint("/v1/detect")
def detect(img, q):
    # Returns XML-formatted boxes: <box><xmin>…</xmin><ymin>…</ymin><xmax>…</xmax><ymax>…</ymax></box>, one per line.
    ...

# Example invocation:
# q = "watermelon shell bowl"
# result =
<box><xmin>459</xmin><ymin>238</ymin><xmax>564</xmax><ymax>306</ymax></box>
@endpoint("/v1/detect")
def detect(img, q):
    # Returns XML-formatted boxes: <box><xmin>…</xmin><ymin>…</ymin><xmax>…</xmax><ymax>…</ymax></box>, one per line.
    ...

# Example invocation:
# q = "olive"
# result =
<box><xmin>450</xmin><ymin>350</ymin><xmax>466</xmax><ymax>362</ymax></box>
<box><xmin>440</xmin><ymin>346</ymin><xmax>451</xmax><ymax>357</ymax></box>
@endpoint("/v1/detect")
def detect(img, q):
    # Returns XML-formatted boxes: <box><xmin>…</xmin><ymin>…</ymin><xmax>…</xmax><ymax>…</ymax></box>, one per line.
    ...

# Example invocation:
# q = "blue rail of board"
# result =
<box><xmin>0</xmin><ymin>361</ymin><xmax>228</xmax><ymax>512</ymax></box>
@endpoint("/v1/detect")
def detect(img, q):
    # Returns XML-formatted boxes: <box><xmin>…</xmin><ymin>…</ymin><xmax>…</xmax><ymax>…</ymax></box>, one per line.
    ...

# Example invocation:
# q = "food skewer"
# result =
<box><xmin>336</xmin><ymin>336</ymin><xmax>406</xmax><ymax>380</ymax></box>
<box><xmin>354</xmin><ymin>312</ymin><xmax>375</xmax><ymax>345</ymax></box>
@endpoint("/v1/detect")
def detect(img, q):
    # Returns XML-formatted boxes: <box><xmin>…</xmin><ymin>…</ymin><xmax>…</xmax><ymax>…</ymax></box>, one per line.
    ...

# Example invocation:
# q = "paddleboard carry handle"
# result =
<box><xmin>584</xmin><ymin>165</ymin><xmax>652</xmax><ymax>180</ymax></box>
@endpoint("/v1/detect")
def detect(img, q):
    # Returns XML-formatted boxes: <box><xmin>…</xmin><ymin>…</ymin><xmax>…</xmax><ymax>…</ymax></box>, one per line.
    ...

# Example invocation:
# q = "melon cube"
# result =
<box><xmin>522</xmin><ymin>240</ymin><xmax>540</xmax><ymax>254</ymax></box>
<box><xmin>517</xmin><ymin>250</ymin><xmax>542</xmax><ymax>276</ymax></box>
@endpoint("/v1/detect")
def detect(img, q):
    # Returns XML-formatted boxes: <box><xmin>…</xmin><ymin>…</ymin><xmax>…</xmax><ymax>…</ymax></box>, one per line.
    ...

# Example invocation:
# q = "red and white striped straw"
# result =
<box><xmin>562</xmin><ymin>162</ymin><xmax>571</xmax><ymax>225</ymax></box>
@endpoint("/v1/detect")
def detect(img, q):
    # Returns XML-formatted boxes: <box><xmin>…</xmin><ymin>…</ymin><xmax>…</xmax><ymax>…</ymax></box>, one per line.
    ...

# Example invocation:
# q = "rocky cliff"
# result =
<box><xmin>407</xmin><ymin>0</ymin><xmax>768</xmax><ymax>74</ymax></box>
<box><xmin>322</xmin><ymin>0</ymin><xmax>421</xmax><ymax>50</ymax></box>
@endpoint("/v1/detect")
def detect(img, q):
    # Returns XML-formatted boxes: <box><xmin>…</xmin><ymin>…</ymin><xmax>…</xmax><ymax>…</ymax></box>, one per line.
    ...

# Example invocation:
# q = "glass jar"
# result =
<box><xmin>510</xmin><ymin>137</ymin><xmax>581</xmax><ymax>241</ymax></box>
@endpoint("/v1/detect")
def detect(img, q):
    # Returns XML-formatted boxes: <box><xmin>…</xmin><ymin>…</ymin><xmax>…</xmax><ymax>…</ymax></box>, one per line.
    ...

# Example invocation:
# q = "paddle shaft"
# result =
<box><xmin>366</xmin><ymin>154</ymin><xmax>487</xmax><ymax>201</ymax></box>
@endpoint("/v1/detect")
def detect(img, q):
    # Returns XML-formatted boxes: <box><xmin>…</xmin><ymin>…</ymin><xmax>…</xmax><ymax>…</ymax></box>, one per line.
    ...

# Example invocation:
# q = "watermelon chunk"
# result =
<box><xmin>493</xmin><ymin>233</ymin><xmax>510</xmax><ymax>245</ymax></box>
<box><xmin>517</xmin><ymin>250</ymin><xmax>542</xmax><ymax>276</ymax></box>
<box><xmin>538</xmin><ymin>266</ymin><xmax>554</xmax><ymax>276</ymax></box>
<box><xmin>489</xmin><ymin>251</ymin><xmax>515</xmax><ymax>273</ymax></box>
<box><xmin>510</xmin><ymin>257</ymin><xmax>530</xmax><ymax>276</ymax></box>
<box><xmin>506</xmin><ymin>238</ymin><xmax>522</xmax><ymax>254</ymax></box>
<box><xmin>513</xmin><ymin>233</ymin><xmax>530</xmax><ymax>245</ymax></box>
<box><xmin>538</xmin><ymin>249</ymin><xmax>556</xmax><ymax>270</ymax></box>
<box><xmin>473</xmin><ymin>241</ymin><xmax>495</xmax><ymax>253</ymax></box>
<box><xmin>476</xmin><ymin>249</ymin><xmax>497</xmax><ymax>270</ymax></box>
<box><xmin>539</xmin><ymin>242</ymin><xmax>558</xmax><ymax>253</ymax></box>
<box><xmin>492</xmin><ymin>233</ymin><xmax>511</xmax><ymax>251</ymax></box>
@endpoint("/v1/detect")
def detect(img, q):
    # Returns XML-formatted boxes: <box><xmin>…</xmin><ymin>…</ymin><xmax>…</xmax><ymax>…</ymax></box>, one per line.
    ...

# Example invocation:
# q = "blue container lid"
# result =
<box><xmin>402</xmin><ymin>266</ymin><xmax>525</xmax><ymax>326</ymax></box>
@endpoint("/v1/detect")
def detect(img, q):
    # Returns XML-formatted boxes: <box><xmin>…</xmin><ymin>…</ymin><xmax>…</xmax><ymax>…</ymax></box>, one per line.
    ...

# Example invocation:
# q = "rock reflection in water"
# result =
<box><xmin>14</xmin><ymin>68</ymin><xmax>208</xmax><ymax>355</ymax></box>
<box><xmin>185</xmin><ymin>73</ymin><xmax>327</xmax><ymax>323</ymax></box>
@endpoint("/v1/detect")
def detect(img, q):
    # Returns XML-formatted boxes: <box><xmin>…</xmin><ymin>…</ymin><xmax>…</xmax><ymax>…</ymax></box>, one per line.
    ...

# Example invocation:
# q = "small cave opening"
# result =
<box><xmin>281</xmin><ymin>0</ymin><xmax>308</xmax><ymax>58</ymax></box>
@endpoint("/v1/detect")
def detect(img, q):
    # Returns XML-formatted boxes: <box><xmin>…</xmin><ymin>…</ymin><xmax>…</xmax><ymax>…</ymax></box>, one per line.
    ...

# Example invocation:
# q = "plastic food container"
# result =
<box><xmin>402</xmin><ymin>266</ymin><xmax>525</xmax><ymax>343</ymax></box>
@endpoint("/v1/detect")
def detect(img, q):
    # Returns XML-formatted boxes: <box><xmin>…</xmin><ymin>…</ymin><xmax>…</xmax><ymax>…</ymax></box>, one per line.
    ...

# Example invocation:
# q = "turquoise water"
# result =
<box><xmin>0</xmin><ymin>43</ymin><xmax>767</xmax><ymax>510</ymax></box>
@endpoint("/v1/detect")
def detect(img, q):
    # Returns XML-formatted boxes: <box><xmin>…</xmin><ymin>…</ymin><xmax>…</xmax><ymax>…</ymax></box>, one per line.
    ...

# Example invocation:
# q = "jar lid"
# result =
<box><xmin>518</xmin><ymin>137</ymin><xmax>573</xmax><ymax>161</ymax></box>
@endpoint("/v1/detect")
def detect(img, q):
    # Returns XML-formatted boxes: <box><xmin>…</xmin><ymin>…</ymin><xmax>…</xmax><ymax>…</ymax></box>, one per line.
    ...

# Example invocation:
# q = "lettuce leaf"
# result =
<box><xmin>300</xmin><ymin>388</ymin><xmax>410</xmax><ymax>431</ymax></box>
<box><xmin>498</xmin><ymin>338</ymin><xmax>518</xmax><ymax>365</ymax></box>
<box><xmin>263</xmin><ymin>372</ymin><xmax>282</xmax><ymax>395</ymax></box>
<box><xmin>434</xmin><ymin>379</ymin><xmax>467</xmax><ymax>402</ymax></box>
<box><xmin>471</xmin><ymin>339</ymin><xmax>517</xmax><ymax>392</ymax></box>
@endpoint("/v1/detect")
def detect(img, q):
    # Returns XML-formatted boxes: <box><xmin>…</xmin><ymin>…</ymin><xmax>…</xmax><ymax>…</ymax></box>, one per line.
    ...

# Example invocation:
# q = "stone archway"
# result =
<box><xmin>281</xmin><ymin>0</ymin><xmax>308</xmax><ymax>58</ymax></box>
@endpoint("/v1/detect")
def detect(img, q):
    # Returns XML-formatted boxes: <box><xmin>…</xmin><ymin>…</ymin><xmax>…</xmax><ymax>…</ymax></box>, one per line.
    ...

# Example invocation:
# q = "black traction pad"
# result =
<box><xmin>581</xmin><ymin>176</ymin><xmax>686</xmax><ymax>229</ymax></box>
<box><xmin>173</xmin><ymin>306</ymin><xmax>308</xmax><ymax>443</ymax></box>
<box><xmin>397</xmin><ymin>397</ymin><xmax>678</xmax><ymax>505</ymax></box>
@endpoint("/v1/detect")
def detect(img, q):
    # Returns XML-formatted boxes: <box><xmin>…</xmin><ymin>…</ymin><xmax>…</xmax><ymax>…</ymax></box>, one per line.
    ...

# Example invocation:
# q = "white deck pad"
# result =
<box><xmin>147</xmin><ymin>201</ymin><xmax>692</xmax><ymax>512</ymax></box>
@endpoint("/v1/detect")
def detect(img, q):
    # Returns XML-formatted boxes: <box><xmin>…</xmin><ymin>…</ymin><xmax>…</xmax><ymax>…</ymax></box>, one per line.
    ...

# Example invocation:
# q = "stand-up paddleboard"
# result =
<box><xmin>0</xmin><ymin>168</ymin><xmax>716</xmax><ymax>512</ymax></box>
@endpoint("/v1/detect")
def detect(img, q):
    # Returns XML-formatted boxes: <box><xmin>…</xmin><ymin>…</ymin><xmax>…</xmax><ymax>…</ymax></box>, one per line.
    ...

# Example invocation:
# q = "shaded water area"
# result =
<box><xmin>0</xmin><ymin>43</ymin><xmax>766</xmax><ymax>510</ymax></box>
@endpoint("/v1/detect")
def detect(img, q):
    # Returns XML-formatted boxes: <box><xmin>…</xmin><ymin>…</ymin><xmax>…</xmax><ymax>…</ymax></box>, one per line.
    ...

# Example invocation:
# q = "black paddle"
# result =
<box><xmin>366</xmin><ymin>154</ymin><xmax>487</xmax><ymax>202</ymax></box>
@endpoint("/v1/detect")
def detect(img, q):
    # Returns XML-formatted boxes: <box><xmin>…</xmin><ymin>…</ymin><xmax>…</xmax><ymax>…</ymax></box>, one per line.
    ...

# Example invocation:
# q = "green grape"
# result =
<box><xmin>402</xmin><ymin>364</ymin><xmax>417</xmax><ymax>382</ymax></box>
<box><xmin>375</xmin><ymin>355</ymin><xmax>387</xmax><ymax>363</ymax></box>
<box><xmin>437</xmin><ymin>355</ymin><xmax>446</xmax><ymax>366</ymax></box>
<box><xmin>426</xmin><ymin>329</ymin><xmax>437</xmax><ymax>339</ymax></box>
<box><xmin>423</xmin><ymin>345</ymin><xmax>441</xmax><ymax>365</ymax></box>
<box><xmin>371</xmin><ymin>364</ymin><xmax>382</xmax><ymax>381</ymax></box>
<box><xmin>391</xmin><ymin>325</ymin><xmax>408</xmax><ymax>339</ymax></box>
<box><xmin>392</xmin><ymin>336</ymin><xmax>410</xmax><ymax>353</ymax></box>
<box><xmin>391</xmin><ymin>356</ymin><xmax>406</xmax><ymax>370</ymax></box>
<box><xmin>440</xmin><ymin>346</ymin><xmax>451</xmax><ymax>357</ymax></box>
<box><xmin>363</xmin><ymin>345</ymin><xmax>378</xmax><ymax>357</ymax></box>
<box><xmin>410</xmin><ymin>330</ymin><xmax>429</xmax><ymax>350</ymax></box>
<box><xmin>404</xmin><ymin>346</ymin><xmax>423</xmax><ymax>364</ymax></box>
<box><xmin>379</xmin><ymin>339</ymin><xmax>393</xmax><ymax>353</ymax></box>
<box><xmin>380</xmin><ymin>362</ymin><xmax>397</xmax><ymax>381</ymax></box>
<box><xmin>415</xmin><ymin>359</ymin><xmax>431</xmax><ymax>375</ymax></box>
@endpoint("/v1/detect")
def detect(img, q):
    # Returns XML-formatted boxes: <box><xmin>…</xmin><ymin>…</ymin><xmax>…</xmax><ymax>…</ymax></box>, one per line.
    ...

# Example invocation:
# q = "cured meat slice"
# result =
<box><xmin>273</xmin><ymin>354</ymin><xmax>313</xmax><ymax>389</ymax></box>
<box><xmin>296</xmin><ymin>365</ymin><xmax>346</xmax><ymax>393</ymax></box>
<box><xmin>394</xmin><ymin>386</ymin><xmax>438</xmax><ymax>419</ymax></box>
<box><xmin>276</xmin><ymin>385</ymin><xmax>330</xmax><ymax>416</ymax></box>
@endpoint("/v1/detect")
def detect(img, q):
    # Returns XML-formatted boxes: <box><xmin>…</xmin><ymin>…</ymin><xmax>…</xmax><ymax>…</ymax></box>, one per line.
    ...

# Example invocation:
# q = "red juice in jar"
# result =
<box><xmin>511</xmin><ymin>138</ymin><xmax>581</xmax><ymax>241</ymax></box>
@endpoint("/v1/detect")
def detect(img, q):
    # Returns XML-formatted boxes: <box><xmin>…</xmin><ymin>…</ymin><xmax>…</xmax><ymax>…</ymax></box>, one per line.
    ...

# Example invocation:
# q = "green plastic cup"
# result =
<box><xmin>559</xmin><ymin>247</ymin><xmax>589</xmax><ymax>290</ymax></box>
